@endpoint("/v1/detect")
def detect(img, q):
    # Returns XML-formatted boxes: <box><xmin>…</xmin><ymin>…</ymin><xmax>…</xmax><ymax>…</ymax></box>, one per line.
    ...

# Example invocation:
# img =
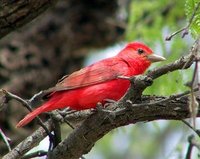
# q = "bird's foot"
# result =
<box><xmin>57</xmin><ymin>108</ymin><xmax>77</xmax><ymax>116</ymax></box>
<box><xmin>103</xmin><ymin>98</ymin><xmax>118</xmax><ymax>108</ymax></box>
<box><xmin>50</xmin><ymin>109</ymin><xmax>76</xmax><ymax>129</ymax></box>
<box><xmin>94</xmin><ymin>102</ymin><xmax>116</xmax><ymax>122</ymax></box>
<box><xmin>95</xmin><ymin>102</ymin><xmax>113</xmax><ymax>113</ymax></box>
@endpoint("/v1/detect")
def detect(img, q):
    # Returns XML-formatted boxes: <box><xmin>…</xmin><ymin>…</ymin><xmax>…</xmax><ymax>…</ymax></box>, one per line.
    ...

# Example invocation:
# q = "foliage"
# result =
<box><xmin>185</xmin><ymin>0</ymin><xmax>200</xmax><ymax>38</ymax></box>
<box><xmin>126</xmin><ymin>0</ymin><xmax>194</xmax><ymax>96</ymax></box>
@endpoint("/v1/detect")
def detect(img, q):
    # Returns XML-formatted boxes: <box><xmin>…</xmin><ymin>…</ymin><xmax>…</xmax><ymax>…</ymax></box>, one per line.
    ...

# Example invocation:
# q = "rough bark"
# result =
<box><xmin>0</xmin><ymin>0</ymin><xmax>59</xmax><ymax>38</ymax></box>
<box><xmin>49</xmin><ymin>96</ymin><xmax>194</xmax><ymax>159</ymax></box>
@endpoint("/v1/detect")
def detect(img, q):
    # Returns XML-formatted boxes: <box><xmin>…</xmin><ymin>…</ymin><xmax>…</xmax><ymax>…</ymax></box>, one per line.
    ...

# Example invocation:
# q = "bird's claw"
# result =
<box><xmin>103</xmin><ymin>99</ymin><xmax>118</xmax><ymax>108</ymax></box>
<box><xmin>94</xmin><ymin>102</ymin><xmax>116</xmax><ymax>122</ymax></box>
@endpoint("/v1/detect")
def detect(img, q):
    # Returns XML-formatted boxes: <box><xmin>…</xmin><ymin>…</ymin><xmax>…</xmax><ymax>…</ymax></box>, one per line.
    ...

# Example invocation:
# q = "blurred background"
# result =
<box><xmin>0</xmin><ymin>0</ymin><xmax>198</xmax><ymax>158</ymax></box>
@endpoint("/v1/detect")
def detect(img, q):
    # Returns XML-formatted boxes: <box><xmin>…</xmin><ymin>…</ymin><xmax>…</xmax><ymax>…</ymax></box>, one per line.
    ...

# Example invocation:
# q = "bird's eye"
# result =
<box><xmin>138</xmin><ymin>48</ymin><xmax>144</xmax><ymax>54</ymax></box>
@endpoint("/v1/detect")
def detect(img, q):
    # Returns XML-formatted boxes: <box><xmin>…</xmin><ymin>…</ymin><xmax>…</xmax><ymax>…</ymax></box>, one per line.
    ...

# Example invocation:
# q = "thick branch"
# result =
<box><xmin>0</xmin><ymin>0</ymin><xmax>58</xmax><ymax>38</ymax></box>
<box><xmin>50</xmin><ymin>96</ymin><xmax>198</xmax><ymax>159</ymax></box>
<box><xmin>2</xmin><ymin>94</ymin><xmax>197</xmax><ymax>159</ymax></box>
<box><xmin>147</xmin><ymin>53</ymin><xmax>194</xmax><ymax>79</ymax></box>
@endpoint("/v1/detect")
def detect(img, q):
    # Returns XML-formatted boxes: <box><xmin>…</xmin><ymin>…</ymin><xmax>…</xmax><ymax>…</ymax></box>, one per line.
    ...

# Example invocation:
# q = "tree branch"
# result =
<box><xmin>50</xmin><ymin>95</ymin><xmax>199</xmax><ymax>159</ymax></box>
<box><xmin>2</xmin><ymin>120</ymin><xmax>53</xmax><ymax>159</ymax></box>
<box><xmin>0</xmin><ymin>0</ymin><xmax>58</xmax><ymax>39</ymax></box>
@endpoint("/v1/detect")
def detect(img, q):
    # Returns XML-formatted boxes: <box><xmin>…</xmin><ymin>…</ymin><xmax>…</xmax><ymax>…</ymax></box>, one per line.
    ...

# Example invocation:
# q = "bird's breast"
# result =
<box><xmin>77</xmin><ymin>79</ymin><xmax>130</xmax><ymax>109</ymax></box>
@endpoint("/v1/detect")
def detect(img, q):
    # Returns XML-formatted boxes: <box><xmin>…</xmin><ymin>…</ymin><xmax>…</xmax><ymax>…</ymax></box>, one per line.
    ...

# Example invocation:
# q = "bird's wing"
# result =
<box><xmin>46</xmin><ymin>57</ymin><xmax>129</xmax><ymax>93</ymax></box>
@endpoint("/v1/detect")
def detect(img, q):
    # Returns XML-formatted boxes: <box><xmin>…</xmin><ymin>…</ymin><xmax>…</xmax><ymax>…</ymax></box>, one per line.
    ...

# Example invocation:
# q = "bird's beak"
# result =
<box><xmin>147</xmin><ymin>54</ymin><xmax>166</xmax><ymax>63</ymax></box>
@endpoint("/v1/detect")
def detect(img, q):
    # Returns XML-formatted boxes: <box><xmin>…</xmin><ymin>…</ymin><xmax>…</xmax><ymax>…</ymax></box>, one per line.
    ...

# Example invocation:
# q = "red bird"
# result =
<box><xmin>16</xmin><ymin>42</ymin><xmax>165</xmax><ymax>127</ymax></box>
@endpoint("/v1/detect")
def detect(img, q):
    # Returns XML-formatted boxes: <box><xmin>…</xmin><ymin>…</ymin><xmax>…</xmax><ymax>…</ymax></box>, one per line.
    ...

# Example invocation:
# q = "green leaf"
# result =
<box><xmin>185</xmin><ymin>0</ymin><xmax>200</xmax><ymax>38</ymax></box>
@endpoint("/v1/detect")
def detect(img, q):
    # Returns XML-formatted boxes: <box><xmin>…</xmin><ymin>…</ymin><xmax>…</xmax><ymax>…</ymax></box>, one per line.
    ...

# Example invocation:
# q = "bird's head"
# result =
<box><xmin>118</xmin><ymin>42</ymin><xmax>166</xmax><ymax>74</ymax></box>
<box><xmin>119</xmin><ymin>42</ymin><xmax>165</xmax><ymax>65</ymax></box>
<box><xmin>124</xmin><ymin>42</ymin><xmax>165</xmax><ymax>62</ymax></box>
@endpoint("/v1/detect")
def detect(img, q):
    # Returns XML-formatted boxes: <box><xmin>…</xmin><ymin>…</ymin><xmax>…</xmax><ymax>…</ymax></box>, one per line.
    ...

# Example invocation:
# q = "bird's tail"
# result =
<box><xmin>16</xmin><ymin>102</ymin><xmax>52</xmax><ymax>128</ymax></box>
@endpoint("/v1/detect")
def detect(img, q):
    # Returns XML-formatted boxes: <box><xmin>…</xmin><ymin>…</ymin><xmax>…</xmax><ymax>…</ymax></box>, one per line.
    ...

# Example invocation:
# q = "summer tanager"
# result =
<box><xmin>16</xmin><ymin>42</ymin><xmax>165</xmax><ymax>127</ymax></box>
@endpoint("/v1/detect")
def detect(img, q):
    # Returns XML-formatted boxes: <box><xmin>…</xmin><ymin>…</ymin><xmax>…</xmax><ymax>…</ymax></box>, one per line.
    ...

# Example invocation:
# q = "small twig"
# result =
<box><xmin>28</xmin><ymin>91</ymin><xmax>45</xmax><ymax>107</ymax></box>
<box><xmin>182</xmin><ymin>120</ymin><xmax>200</xmax><ymax>137</ymax></box>
<box><xmin>21</xmin><ymin>150</ymin><xmax>47</xmax><ymax>159</ymax></box>
<box><xmin>166</xmin><ymin>1</ymin><xmax>200</xmax><ymax>40</ymax></box>
<box><xmin>1</xmin><ymin>89</ymin><xmax>32</xmax><ymax>111</ymax></box>
<box><xmin>0</xmin><ymin>89</ymin><xmax>55</xmax><ymax>151</ymax></box>
<box><xmin>0</xmin><ymin>128</ymin><xmax>11</xmax><ymax>152</ymax></box>
<box><xmin>166</xmin><ymin>27</ymin><xmax>188</xmax><ymax>41</ymax></box>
